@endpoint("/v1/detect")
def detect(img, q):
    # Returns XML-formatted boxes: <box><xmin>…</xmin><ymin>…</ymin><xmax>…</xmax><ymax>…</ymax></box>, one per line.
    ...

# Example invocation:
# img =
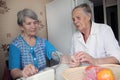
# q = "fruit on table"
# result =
<box><xmin>85</xmin><ymin>65</ymin><xmax>98</xmax><ymax>71</ymax></box>
<box><xmin>83</xmin><ymin>65</ymin><xmax>100</xmax><ymax>80</ymax></box>
<box><xmin>83</xmin><ymin>65</ymin><xmax>115</xmax><ymax>80</ymax></box>
<box><xmin>97</xmin><ymin>68</ymin><xmax>115</xmax><ymax>80</ymax></box>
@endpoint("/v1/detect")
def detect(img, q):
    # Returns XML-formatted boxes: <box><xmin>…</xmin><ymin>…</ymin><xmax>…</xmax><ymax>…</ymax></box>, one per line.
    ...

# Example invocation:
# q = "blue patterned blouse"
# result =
<box><xmin>9</xmin><ymin>35</ymin><xmax>56</xmax><ymax>71</ymax></box>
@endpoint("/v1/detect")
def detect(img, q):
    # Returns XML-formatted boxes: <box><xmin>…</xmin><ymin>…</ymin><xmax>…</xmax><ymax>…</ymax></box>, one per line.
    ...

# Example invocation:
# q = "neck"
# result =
<box><xmin>21</xmin><ymin>34</ymin><xmax>36</xmax><ymax>46</ymax></box>
<box><xmin>82</xmin><ymin>22</ymin><xmax>91</xmax><ymax>43</ymax></box>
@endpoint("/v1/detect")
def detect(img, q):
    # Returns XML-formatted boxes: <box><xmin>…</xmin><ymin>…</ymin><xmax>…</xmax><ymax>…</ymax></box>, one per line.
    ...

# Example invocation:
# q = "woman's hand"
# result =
<box><xmin>60</xmin><ymin>54</ymin><xmax>80</xmax><ymax>67</ymax></box>
<box><xmin>74</xmin><ymin>51</ymin><xmax>97</xmax><ymax>65</ymax></box>
<box><xmin>69</xmin><ymin>55</ymin><xmax>81</xmax><ymax>67</ymax></box>
<box><xmin>22</xmin><ymin>64</ymin><xmax>38</xmax><ymax>77</ymax></box>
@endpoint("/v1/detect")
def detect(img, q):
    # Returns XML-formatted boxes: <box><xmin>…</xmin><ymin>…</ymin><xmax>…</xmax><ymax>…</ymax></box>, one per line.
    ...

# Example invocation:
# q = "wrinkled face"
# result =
<box><xmin>21</xmin><ymin>17</ymin><xmax>39</xmax><ymax>36</ymax></box>
<box><xmin>72</xmin><ymin>8</ymin><xmax>91</xmax><ymax>32</ymax></box>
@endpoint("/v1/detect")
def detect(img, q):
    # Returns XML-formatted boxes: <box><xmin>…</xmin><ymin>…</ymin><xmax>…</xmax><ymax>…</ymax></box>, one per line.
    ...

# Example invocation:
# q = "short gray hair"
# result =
<box><xmin>72</xmin><ymin>3</ymin><xmax>92</xmax><ymax>15</ymax></box>
<box><xmin>17</xmin><ymin>8</ymin><xmax>38</xmax><ymax>26</ymax></box>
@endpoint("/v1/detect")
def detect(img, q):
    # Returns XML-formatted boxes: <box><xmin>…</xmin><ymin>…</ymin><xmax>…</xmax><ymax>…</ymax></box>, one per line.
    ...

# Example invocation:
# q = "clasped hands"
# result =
<box><xmin>61</xmin><ymin>51</ymin><xmax>97</xmax><ymax>67</ymax></box>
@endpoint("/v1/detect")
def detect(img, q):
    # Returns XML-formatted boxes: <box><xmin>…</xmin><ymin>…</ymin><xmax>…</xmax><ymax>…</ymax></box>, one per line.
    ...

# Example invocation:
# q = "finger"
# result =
<box><xmin>22</xmin><ymin>69</ymin><xmax>30</xmax><ymax>78</ymax></box>
<box><xmin>29</xmin><ymin>64</ymin><xmax>38</xmax><ymax>74</ymax></box>
<box><xmin>23</xmin><ymin>64</ymin><xmax>36</xmax><ymax>77</ymax></box>
<box><xmin>80</xmin><ymin>56</ymin><xmax>91</xmax><ymax>64</ymax></box>
<box><xmin>77</xmin><ymin>54</ymin><xmax>86</xmax><ymax>62</ymax></box>
<box><xmin>69</xmin><ymin>61</ymin><xmax>80</xmax><ymax>67</ymax></box>
<box><xmin>26</xmin><ymin>64</ymin><xmax>38</xmax><ymax>75</ymax></box>
<box><xmin>80</xmin><ymin>57</ymin><xmax>87</xmax><ymax>62</ymax></box>
<box><xmin>71</xmin><ymin>55</ymin><xmax>78</xmax><ymax>62</ymax></box>
<box><xmin>74</xmin><ymin>52</ymin><xmax>84</xmax><ymax>59</ymax></box>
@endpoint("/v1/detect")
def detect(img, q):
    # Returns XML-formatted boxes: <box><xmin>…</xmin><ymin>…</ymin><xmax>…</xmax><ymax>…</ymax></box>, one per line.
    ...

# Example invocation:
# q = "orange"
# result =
<box><xmin>97</xmin><ymin>68</ymin><xmax>115</xmax><ymax>80</ymax></box>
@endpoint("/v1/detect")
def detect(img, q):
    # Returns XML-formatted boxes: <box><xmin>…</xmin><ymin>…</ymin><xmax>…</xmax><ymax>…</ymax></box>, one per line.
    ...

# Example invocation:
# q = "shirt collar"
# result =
<box><xmin>90</xmin><ymin>21</ymin><xmax>98</xmax><ymax>36</ymax></box>
<box><xmin>75</xmin><ymin>21</ymin><xmax>99</xmax><ymax>40</ymax></box>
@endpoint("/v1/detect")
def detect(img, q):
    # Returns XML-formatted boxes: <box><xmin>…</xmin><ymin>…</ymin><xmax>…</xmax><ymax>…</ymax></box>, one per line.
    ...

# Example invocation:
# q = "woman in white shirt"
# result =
<box><xmin>69</xmin><ymin>3</ymin><xmax>120</xmax><ymax>67</ymax></box>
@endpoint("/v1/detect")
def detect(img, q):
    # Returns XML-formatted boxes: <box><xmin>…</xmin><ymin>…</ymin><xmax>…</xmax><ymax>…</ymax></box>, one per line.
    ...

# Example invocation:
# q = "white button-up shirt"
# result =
<box><xmin>71</xmin><ymin>22</ymin><xmax>120</xmax><ymax>62</ymax></box>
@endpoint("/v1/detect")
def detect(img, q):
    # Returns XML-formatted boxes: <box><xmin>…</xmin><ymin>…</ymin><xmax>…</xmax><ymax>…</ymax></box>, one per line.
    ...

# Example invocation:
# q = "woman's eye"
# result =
<box><xmin>33</xmin><ymin>21</ymin><xmax>39</xmax><ymax>25</ymax></box>
<box><xmin>77</xmin><ymin>17</ymin><xmax>80</xmax><ymax>20</ymax></box>
<box><xmin>27</xmin><ymin>22</ymin><xmax>31</xmax><ymax>25</ymax></box>
<box><xmin>24</xmin><ymin>22</ymin><xmax>31</xmax><ymax>25</ymax></box>
<box><xmin>72</xmin><ymin>18</ymin><xmax>75</xmax><ymax>22</ymax></box>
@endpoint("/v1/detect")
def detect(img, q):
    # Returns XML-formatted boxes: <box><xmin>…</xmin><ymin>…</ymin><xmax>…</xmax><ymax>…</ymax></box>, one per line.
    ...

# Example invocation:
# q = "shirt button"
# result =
<box><xmin>34</xmin><ymin>58</ymin><xmax>36</xmax><ymax>60</ymax></box>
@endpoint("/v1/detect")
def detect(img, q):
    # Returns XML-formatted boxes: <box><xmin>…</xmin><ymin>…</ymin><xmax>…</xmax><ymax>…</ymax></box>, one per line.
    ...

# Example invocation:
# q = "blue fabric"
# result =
<box><xmin>45</xmin><ymin>40</ymin><xmax>57</xmax><ymax>60</ymax></box>
<box><xmin>9</xmin><ymin>44</ymin><xmax>21</xmax><ymax>69</ymax></box>
<box><xmin>8</xmin><ymin>35</ymin><xmax>57</xmax><ymax>71</ymax></box>
<box><xmin>30</xmin><ymin>47</ymin><xmax>38</xmax><ymax>68</ymax></box>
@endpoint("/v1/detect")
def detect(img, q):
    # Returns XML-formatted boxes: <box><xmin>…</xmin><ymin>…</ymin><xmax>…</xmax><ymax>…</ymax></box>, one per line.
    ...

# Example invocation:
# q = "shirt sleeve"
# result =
<box><xmin>104</xmin><ymin>26</ymin><xmax>120</xmax><ymax>62</ymax></box>
<box><xmin>8</xmin><ymin>44</ymin><xmax>21</xmax><ymax>70</ymax></box>
<box><xmin>45</xmin><ymin>40</ymin><xmax>57</xmax><ymax>60</ymax></box>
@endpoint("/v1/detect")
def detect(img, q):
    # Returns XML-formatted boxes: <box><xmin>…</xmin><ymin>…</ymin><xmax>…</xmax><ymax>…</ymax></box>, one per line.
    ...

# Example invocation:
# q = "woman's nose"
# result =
<box><xmin>74</xmin><ymin>19</ymin><xmax>78</xmax><ymax>24</ymax></box>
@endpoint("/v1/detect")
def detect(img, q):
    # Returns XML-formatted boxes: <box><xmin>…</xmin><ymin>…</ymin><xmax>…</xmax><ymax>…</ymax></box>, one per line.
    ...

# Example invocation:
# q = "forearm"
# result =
<box><xmin>11</xmin><ymin>69</ymin><xmax>23</xmax><ymax>80</ymax></box>
<box><xmin>95</xmin><ymin>56</ymin><xmax>119</xmax><ymax>65</ymax></box>
<box><xmin>51</xmin><ymin>51</ymin><xmax>63</xmax><ymax>62</ymax></box>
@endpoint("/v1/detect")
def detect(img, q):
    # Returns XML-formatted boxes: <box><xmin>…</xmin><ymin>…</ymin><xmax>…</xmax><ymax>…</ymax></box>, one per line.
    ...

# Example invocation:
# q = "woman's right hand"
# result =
<box><xmin>22</xmin><ymin>64</ymin><xmax>38</xmax><ymax>77</ymax></box>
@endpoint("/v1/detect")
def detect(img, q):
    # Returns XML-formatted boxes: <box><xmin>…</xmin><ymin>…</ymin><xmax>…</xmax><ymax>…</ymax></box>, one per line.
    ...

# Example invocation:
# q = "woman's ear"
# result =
<box><xmin>88</xmin><ymin>13</ymin><xmax>92</xmax><ymax>21</ymax></box>
<box><xmin>20</xmin><ymin>26</ymin><xmax>24</xmax><ymax>33</ymax></box>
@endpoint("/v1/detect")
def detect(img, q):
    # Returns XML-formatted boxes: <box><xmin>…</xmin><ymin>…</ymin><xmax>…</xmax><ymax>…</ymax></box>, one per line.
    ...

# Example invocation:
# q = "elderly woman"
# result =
<box><xmin>8</xmin><ymin>8</ymin><xmax>62</xmax><ymax>79</ymax></box>
<box><xmin>70</xmin><ymin>3</ymin><xmax>120</xmax><ymax>67</ymax></box>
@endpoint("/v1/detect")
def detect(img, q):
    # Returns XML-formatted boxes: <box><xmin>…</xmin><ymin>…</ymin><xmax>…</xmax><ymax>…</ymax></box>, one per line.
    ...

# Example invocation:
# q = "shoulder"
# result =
<box><xmin>36</xmin><ymin>36</ymin><xmax>53</xmax><ymax>46</ymax></box>
<box><xmin>36</xmin><ymin>36</ymin><xmax>47</xmax><ymax>44</ymax></box>
<box><xmin>92</xmin><ymin>22</ymin><xmax>112</xmax><ymax>33</ymax></box>
<box><xmin>9</xmin><ymin>35</ymin><xmax>22</xmax><ymax>51</ymax></box>
<box><xmin>36</xmin><ymin>36</ymin><xmax>46</xmax><ymax>41</ymax></box>
<box><xmin>10</xmin><ymin>35</ymin><xmax>22</xmax><ymax>46</ymax></box>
